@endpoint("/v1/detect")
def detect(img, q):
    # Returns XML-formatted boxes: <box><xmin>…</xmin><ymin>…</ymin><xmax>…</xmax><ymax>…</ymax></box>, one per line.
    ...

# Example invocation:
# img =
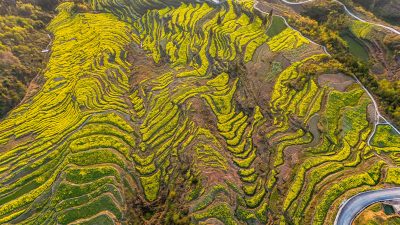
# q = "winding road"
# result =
<box><xmin>254</xmin><ymin>0</ymin><xmax>400</xmax><ymax>142</ymax></box>
<box><xmin>253</xmin><ymin>1</ymin><xmax>400</xmax><ymax>224</ymax></box>
<box><xmin>280</xmin><ymin>0</ymin><xmax>400</xmax><ymax>35</ymax></box>
<box><xmin>334</xmin><ymin>188</ymin><xmax>400</xmax><ymax>225</ymax></box>
<box><xmin>278</xmin><ymin>0</ymin><xmax>400</xmax><ymax>140</ymax></box>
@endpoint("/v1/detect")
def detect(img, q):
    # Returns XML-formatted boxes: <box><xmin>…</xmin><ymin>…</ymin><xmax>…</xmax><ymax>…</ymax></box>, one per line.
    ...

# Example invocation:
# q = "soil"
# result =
<box><xmin>317</xmin><ymin>73</ymin><xmax>355</xmax><ymax>91</ymax></box>
<box><xmin>243</xmin><ymin>43</ymin><xmax>289</xmax><ymax>116</ymax></box>
<box><xmin>278</xmin><ymin>145</ymin><xmax>302</xmax><ymax>186</ymax></box>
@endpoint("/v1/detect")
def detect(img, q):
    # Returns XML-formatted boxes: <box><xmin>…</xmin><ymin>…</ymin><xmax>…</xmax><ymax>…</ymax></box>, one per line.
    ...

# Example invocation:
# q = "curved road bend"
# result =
<box><xmin>334</xmin><ymin>188</ymin><xmax>400</xmax><ymax>225</ymax></box>
<box><xmin>253</xmin><ymin>2</ymin><xmax>400</xmax><ymax>225</ymax></box>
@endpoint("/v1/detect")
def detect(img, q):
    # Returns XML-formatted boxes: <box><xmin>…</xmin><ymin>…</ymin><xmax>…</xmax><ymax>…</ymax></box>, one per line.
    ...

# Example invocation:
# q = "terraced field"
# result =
<box><xmin>0</xmin><ymin>0</ymin><xmax>399</xmax><ymax>224</ymax></box>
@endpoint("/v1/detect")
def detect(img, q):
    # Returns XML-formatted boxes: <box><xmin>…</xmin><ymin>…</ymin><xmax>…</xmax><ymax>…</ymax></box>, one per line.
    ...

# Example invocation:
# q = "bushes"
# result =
<box><xmin>140</xmin><ymin>171</ymin><xmax>161</xmax><ymax>201</ymax></box>
<box><xmin>54</xmin><ymin>177</ymin><xmax>117</xmax><ymax>201</ymax></box>
<box><xmin>134</xmin><ymin>0</ymin><xmax>268</xmax><ymax>76</ymax></box>
<box><xmin>286</xmin><ymin>9</ymin><xmax>400</xmax><ymax>126</ymax></box>
<box><xmin>55</xmin><ymin>183</ymin><xmax>122</xmax><ymax>211</ymax></box>
<box><xmin>35</xmin><ymin>0</ymin><xmax>58</xmax><ymax>11</ymax></box>
<box><xmin>0</xmin><ymin>75</ymin><xmax>26</xmax><ymax>116</ymax></box>
<box><xmin>245</xmin><ymin>185</ymin><xmax>266</xmax><ymax>208</ymax></box>
<box><xmin>283</xmin><ymin>141</ymin><xmax>351</xmax><ymax>212</ymax></box>
<box><xmin>313</xmin><ymin>161</ymin><xmax>384</xmax><ymax>225</ymax></box>
<box><xmin>0</xmin><ymin>1</ymin><xmax>53</xmax><ymax>117</ymax></box>
<box><xmin>341</xmin><ymin>98</ymin><xmax>370</xmax><ymax>146</ymax></box>
<box><xmin>385</xmin><ymin>168</ymin><xmax>400</xmax><ymax>184</ymax></box>
<box><xmin>78</xmin><ymin>214</ymin><xmax>114</xmax><ymax>225</ymax></box>
<box><xmin>195</xmin><ymin>144</ymin><xmax>228</xmax><ymax>170</ymax></box>
<box><xmin>193</xmin><ymin>203</ymin><xmax>238</xmax><ymax>225</ymax></box>
<box><xmin>64</xmin><ymin>166</ymin><xmax>120</xmax><ymax>184</ymax></box>
<box><xmin>0</xmin><ymin>0</ymin><xmax>393</xmax><ymax>224</ymax></box>
<box><xmin>350</xmin><ymin>21</ymin><xmax>372</xmax><ymax>39</ymax></box>
<box><xmin>273</xmin><ymin>129</ymin><xmax>312</xmax><ymax>167</ymax></box>
<box><xmin>193</xmin><ymin>184</ymin><xmax>229</xmax><ymax>211</ymax></box>
<box><xmin>322</xmin><ymin>89</ymin><xmax>364</xmax><ymax>144</ymax></box>
<box><xmin>57</xmin><ymin>194</ymin><xmax>122</xmax><ymax>224</ymax></box>
<box><xmin>371</xmin><ymin>124</ymin><xmax>400</xmax><ymax>148</ymax></box>
<box><xmin>68</xmin><ymin>149</ymin><xmax>126</xmax><ymax>168</ymax></box>
<box><xmin>290</xmin><ymin>162</ymin><xmax>343</xmax><ymax>221</ymax></box>
<box><xmin>267</xmin><ymin>28</ymin><xmax>310</xmax><ymax>52</ymax></box>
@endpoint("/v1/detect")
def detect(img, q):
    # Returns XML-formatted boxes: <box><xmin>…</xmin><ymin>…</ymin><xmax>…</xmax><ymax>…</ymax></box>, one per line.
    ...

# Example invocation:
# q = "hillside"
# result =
<box><xmin>0</xmin><ymin>0</ymin><xmax>56</xmax><ymax>117</ymax></box>
<box><xmin>0</xmin><ymin>0</ymin><xmax>400</xmax><ymax>225</ymax></box>
<box><xmin>350</xmin><ymin>0</ymin><xmax>400</xmax><ymax>26</ymax></box>
<box><xmin>261</xmin><ymin>0</ymin><xmax>400</xmax><ymax>126</ymax></box>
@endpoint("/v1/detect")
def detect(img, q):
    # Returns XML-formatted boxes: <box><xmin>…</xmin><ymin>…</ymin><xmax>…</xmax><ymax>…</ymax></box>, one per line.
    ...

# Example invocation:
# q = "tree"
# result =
<box><xmin>4</xmin><ymin>0</ymin><xmax>16</xmax><ymax>7</ymax></box>
<box><xmin>217</xmin><ymin>14</ymin><xmax>222</xmax><ymax>25</ymax></box>
<box><xmin>35</xmin><ymin>0</ymin><xmax>58</xmax><ymax>11</ymax></box>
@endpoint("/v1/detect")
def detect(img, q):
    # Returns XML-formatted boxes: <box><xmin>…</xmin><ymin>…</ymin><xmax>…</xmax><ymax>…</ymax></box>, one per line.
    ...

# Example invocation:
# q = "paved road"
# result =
<box><xmin>271</xmin><ymin>0</ymin><xmax>400</xmax><ymax>139</ymax></box>
<box><xmin>253</xmin><ymin>3</ymin><xmax>400</xmax><ymax>225</ymax></box>
<box><xmin>280</xmin><ymin>0</ymin><xmax>400</xmax><ymax>35</ymax></box>
<box><xmin>334</xmin><ymin>188</ymin><xmax>400</xmax><ymax>225</ymax></box>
